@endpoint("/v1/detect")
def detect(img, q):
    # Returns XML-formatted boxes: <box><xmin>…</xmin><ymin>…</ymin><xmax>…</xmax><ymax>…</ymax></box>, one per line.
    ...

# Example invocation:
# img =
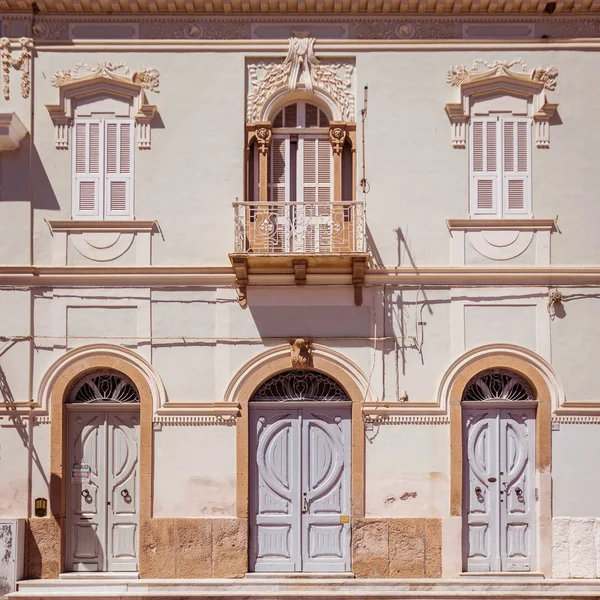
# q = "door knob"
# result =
<box><xmin>515</xmin><ymin>487</ymin><xmax>523</xmax><ymax>496</ymax></box>
<box><xmin>121</xmin><ymin>489</ymin><xmax>130</xmax><ymax>498</ymax></box>
<box><xmin>474</xmin><ymin>486</ymin><xmax>482</xmax><ymax>495</ymax></box>
<box><xmin>81</xmin><ymin>489</ymin><xmax>91</xmax><ymax>499</ymax></box>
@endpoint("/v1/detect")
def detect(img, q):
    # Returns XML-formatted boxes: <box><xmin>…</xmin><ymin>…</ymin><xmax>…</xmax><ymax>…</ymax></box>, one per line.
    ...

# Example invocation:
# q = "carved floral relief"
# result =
<box><xmin>247</xmin><ymin>35</ymin><xmax>355</xmax><ymax>123</ymax></box>
<box><xmin>0</xmin><ymin>37</ymin><xmax>33</xmax><ymax>101</ymax></box>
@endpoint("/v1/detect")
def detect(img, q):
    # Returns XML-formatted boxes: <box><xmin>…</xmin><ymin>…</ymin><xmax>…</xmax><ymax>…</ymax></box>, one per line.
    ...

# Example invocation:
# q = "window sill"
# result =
<box><xmin>46</xmin><ymin>220</ymin><xmax>159</xmax><ymax>233</ymax></box>
<box><xmin>446</xmin><ymin>218</ymin><xmax>556</xmax><ymax>232</ymax></box>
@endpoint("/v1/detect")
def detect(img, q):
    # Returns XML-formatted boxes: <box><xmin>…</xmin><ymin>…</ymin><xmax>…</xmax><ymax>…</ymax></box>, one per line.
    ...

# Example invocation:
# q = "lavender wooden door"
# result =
<box><xmin>463</xmin><ymin>405</ymin><xmax>535</xmax><ymax>572</ymax></box>
<box><xmin>67</xmin><ymin>410</ymin><xmax>139</xmax><ymax>572</ymax></box>
<box><xmin>250</xmin><ymin>404</ymin><xmax>351</xmax><ymax>572</ymax></box>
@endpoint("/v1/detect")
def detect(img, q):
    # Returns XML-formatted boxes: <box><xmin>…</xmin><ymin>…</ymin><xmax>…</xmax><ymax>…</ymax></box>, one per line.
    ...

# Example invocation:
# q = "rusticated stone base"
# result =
<box><xmin>139</xmin><ymin>517</ymin><xmax>247</xmax><ymax>578</ymax></box>
<box><xmin>352</xmin><ymin>518</ymin><xmax>442</xmax><ymax>578</ymax></box>
<box><xmin>25</xmin><ymin>518</ymin><xmax>62</xmax><ymax>579</ymax></box>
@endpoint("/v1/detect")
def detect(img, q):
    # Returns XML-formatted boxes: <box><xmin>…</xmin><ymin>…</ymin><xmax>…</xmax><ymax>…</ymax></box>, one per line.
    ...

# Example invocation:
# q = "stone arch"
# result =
<box><xmin>228</xmin><ymin>344</ymin><xmax>369</xmax><ymax>519</ymax></box>
<box><xmin>442</xmin><ymin>344</ymin><xmax>556</xmax><ymax>577</ymax></box>
<box><xmin>39</xmin><ymin>345</ymin><xmax>162</xmax><ymax>576</ymax></box>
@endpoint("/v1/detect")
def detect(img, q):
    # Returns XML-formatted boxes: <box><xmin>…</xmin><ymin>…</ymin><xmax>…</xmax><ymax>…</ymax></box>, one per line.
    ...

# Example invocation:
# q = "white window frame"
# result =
<box><xmin>72</xmin><ymin>118</ymin><xmax>135</xmax><ymax>220</ymax></box>
<box><xmin>469</xmin><ymin>114</ymin><xmax>532</xmax><ymax>219</ymax></box>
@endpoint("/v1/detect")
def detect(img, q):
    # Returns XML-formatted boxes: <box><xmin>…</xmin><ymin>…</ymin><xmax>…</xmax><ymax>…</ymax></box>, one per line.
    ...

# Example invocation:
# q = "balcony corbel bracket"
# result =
<box><xmin>293</xmin><ymin>259</ymin><xmax>308</xmax><ymax>286</ymax></box>
<box><xmin>231</xmin><ymin>256</ymin><xmax>249</xmax><ymax>308</ymax></box>
<box><xmin>352</xmin><ymin>256</ymin><xmax>367</xmax><ymax>306</ymax></box>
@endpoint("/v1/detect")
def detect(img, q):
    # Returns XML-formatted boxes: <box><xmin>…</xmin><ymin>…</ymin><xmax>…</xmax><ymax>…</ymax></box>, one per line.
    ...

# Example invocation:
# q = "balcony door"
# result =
<box><xmin>269</xmin><ymin>102</ymin><xmax>334</xmax><ymax>253</ymax></box>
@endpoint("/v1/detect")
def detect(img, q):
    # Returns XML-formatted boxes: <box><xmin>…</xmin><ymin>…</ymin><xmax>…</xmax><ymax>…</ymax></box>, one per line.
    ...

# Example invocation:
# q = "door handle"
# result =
<box><xmin>474</xmin><ymin>486</ymin><xmax>482</xmax><ymax>495</ymax></box>
<box><xmin>515</xmin><ymin>487</ymin><xmax>523</xmax><ymax>496</ymax></box>
<box><xmin>302</xmin><ymin>493</ymin><xmax>308</xmax><ymax>514</ymax></box>
<box><xmin>121</xmin><ymin>489</ymin><xmax>130</xmax><ymax>499</ymax></box>
<box><xmin>81</xmin><ymin>489</ymin><xmax>91</xmax><ymax>499</ymax></box>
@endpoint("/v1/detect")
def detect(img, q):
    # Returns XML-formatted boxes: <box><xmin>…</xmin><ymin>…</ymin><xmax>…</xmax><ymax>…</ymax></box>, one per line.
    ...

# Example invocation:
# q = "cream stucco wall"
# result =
<box><xmin>0</xmin><ymin>28</ymin><xmax>599</xmax><ymax>579</ymax></box>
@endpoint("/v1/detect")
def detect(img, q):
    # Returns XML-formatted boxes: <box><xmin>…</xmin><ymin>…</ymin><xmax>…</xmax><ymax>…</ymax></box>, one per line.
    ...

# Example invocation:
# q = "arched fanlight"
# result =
<box><xmin>69</xmin><ymin>369</ymin><xmax>140</xmax><ymax>404</ymax></box>
<box><xmin>251</xmin><ymin>370</ymin><xmax>348</xmax><ymax>402</ymax></box>
<box><xmin>462</xmin><ymin>369</ymin><xmax>535</xmax><ymax>402</ymax></box>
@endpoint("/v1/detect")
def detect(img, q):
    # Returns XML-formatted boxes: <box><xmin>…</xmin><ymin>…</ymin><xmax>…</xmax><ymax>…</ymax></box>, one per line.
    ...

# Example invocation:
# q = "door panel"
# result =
<box><xmin>107</xmin><ymin>412</ymin><xmax>140</xmax><ymax>571</ymax></box>
<box><xmin>301</xmin><ymin>409</ymin><xmax>350</xmax><ymax>572</ymax></box>
<box><xmin>500</xmin><ymin>409</ymin><xmax>535</xmax><ymax>571</ymax></box>
<box><xmin>250</xmin><ymin>405</ymin><xmax>350</xmax><ymax>573</ymax></box>
<box><xmin>251</xmin><ymin>410</ymin><xmax>301</xmax><ymax>572</ymax></box>
<box><xmin>67</xmin><ymin>410</ymin><xmax>140</xmax><ymax>573</ymax></box>
<box><xmin>464</xmin><ymin>410</ymin><xmax>499</xmax><ymax>572</ymax></box>
<box><xmin>67</xmin><ymin>411</ymin><xmax>105</xmax><ymax>572</ymax></box>
<box><xmin>464</xmin><ymin>407</ymin><xmax>535</xmax><ymax>573</ymax></box>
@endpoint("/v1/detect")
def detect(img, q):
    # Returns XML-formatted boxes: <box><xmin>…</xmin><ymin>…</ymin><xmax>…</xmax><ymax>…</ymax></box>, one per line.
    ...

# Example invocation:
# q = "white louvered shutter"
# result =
<box><xmin>104</xmin><ymin>120</ymin><xmax>134</xmax><ymax>218</ymax></box>
<box><xmin>300</xmin><ymin>136</ymin><xmax>333</xmax><ymax>252</ymax></box>
<box><xmin>502</xmin><ymin>118</ymin><xmax>531</xmax><ymax>216</ymax></box>
<box><xmin>73</xmin><ymin>120</ymin><xmax>103</xmax><ymax>218</ymax></box>
<box><xmin>470</xmin><ymin>118</ymin><xmax>500</xmax><ymax>217</ymax></box>
<box><xmin>269</xmin><ymin>136</ymin><xmax>290</xmax><ymax>251</ymax></box>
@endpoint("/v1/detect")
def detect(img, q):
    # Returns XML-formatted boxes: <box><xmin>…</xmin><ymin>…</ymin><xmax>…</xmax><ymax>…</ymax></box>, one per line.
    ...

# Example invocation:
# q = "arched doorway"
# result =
<box><xmin>65</xmin><ymin>369</ymin><xmax>140</xmax><ymax>573</ymax></box>
<box><xmin>249</xmin><ymin>370</ymin><xmax>351</xmax><ymax>573</ymax></box>
<box><xmin>462</xmin><ymin>369</ymin><xmax>537</xmax><ymax>573</ymax></box>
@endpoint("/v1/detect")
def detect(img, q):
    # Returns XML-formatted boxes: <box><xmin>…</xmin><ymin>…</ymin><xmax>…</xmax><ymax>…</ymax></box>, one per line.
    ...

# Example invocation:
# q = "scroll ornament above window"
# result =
<box><xmin>247</xmin><ymin>35</ymin><xmax>355</xmax><ymax>125</ymax></box>
<box><xmin>445</xmin><ymin>59</ymin><xmax>558</xmax><ymax>149</ymax></box>
<box><xmin>46</xmin><ymin>61</ymin><xmax>160</xmax><ymax>150</ymax></box>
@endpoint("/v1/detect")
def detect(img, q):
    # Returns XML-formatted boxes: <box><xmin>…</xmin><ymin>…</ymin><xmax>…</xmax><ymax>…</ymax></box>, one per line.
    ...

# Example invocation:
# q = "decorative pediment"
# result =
<box><xmin>247</xmin><ymin>35</ymin><xmax>355</xmax><ymax>123</ymax></box>
<box><xmin>445</xmin><ymin>59</ymin><xmax>559</xmax><ymax>149</ymax></box>
<box><xmin>46</xmin><ymin>61</ymin><xmax>160</xmax><ymax>149</ymax></box>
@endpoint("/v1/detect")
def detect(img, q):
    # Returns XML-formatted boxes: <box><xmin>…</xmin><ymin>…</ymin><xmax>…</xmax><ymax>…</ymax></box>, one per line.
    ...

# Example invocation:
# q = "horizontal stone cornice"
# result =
<box><xmin>0</xmin><ymin>264</ymin><xmax>599</xmax><ymax>286</ymax></box>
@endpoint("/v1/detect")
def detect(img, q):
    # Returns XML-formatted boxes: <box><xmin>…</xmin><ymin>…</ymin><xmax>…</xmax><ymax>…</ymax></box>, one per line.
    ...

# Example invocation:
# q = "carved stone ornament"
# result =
<box><xmin>0</xmin><ymin>38</ymin><xmax>33</xmax><ymax>101</ymax></box>
<box><xmin>290</xmin><ymin>338</ymin><xmax>313</xmax><ymax>369</ymax></box>
<box><xmin>329</xmin><ymin>123</ymin><xmax>347</xmax><ymax>155</ymax></box>
<box><xmin>47</xmin><ymin>61</ymin><xmax>160</xmax><ymax>150</ymax></box>
<box><xmin>255</xmin><ymin>124</ymin><xmax>272</xmax><ymax>155</ymax></box>
<box><xmin>444</xmin><ymin>59</ymin><xmax>559</xmax><ymax>149</ymax></box>
<box><xmin>247</xmin><ymin>35</ymin><xmax>355</xmax><ymax>123</ymax></box>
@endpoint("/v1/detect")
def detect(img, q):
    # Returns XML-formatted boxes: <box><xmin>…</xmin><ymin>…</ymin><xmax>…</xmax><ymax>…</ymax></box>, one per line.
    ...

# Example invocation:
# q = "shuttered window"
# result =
<box><xmin>268</xmin><ymin>102</ymin><xmax>334</xmax><ymax>252</ymax></box>
<box><xmin>470</xmin><ymin>116</ymin><xmax>531</xmax><ymax>218</ymax></box>
<box><xmin>73</xmin><ymin>118</ymin><xmax>134</xmax><ymax>219</ymax></box>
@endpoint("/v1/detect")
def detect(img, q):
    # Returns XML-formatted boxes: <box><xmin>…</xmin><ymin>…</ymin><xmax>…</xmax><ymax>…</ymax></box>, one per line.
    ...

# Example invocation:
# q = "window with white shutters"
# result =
<box><xmin>470</xmin><ymin>116</ymin><xmax>531</xmax><ymax>218</ymax></box>
<box><xmin>73</xmin><ymin>118</ymin><xmax>134</xmax><ymax>219</ymax></box>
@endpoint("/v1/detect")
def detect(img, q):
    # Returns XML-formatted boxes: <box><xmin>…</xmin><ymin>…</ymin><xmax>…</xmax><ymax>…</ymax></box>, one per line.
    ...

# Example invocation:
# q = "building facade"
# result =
<box><xmin>0</xmin><ymin>5</ymin><xmax>600</xmax><ymax>596</ymax></box>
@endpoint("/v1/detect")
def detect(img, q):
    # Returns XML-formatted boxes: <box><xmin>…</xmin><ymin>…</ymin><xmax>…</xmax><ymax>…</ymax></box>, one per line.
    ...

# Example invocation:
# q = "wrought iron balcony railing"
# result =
<box><xmin>232</xmin><ymin>201</ymin><xmax>366</xmax><ymax>254</ymax></box>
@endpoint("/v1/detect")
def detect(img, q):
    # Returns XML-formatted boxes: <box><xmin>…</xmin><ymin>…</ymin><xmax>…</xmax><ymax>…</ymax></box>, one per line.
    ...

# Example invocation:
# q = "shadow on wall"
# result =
<box><xmin>0</xmin><ymin>361</ymin><xmax>54</xmax><ymax>579</ymax></box>
<box><xmin>0</xmin><ymin>138</ymin><xmax>58</xmax><ymax>210</ymax></box>
<box><xmin>32</xmin><ymin>141</ymin><xmax>60</xmax><ymax>211</ymax></box>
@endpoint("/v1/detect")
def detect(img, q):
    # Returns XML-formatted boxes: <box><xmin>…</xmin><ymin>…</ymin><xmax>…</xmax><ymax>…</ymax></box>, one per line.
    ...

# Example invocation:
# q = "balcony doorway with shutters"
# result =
<box><xmin>245</xmin><ymin>100</ymin><xmax>358</xmax><ymax>255</ymax></box>
<box><xmin>249</xmin><ymin>370</ymin><xmax>352</xmax><ymax>573</ymax></box>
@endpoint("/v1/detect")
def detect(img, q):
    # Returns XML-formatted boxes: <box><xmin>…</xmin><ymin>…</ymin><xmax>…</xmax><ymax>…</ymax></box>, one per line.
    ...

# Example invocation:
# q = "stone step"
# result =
<box><xmin>10</xmin><ymin>578</ymin><xmax>600</xmax><ymax>599</ymax></box>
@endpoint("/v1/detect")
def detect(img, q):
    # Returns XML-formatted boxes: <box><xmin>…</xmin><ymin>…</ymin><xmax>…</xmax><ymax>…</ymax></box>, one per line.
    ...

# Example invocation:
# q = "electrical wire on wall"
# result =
<box><xmin>360</xmin><ymin>85</ymin><xmax>370</xmax><ymax>196</ymax></box>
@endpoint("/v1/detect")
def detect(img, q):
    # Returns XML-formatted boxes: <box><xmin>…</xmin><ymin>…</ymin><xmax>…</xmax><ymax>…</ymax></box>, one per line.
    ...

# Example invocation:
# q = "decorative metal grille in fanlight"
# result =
<box><xmin>69</xmin><ymin>370</ymin><xmax>140</xmax><ymax>404</ymax></box>
<box><xmin>251</xmin><ymin>370</ymin><xmax>349</xmax><ymax>402</ymax></box>
<box><xmin>462</xmin><ymin>369</ymin><xmax>535</xmax><ymax>402</ymax></box>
